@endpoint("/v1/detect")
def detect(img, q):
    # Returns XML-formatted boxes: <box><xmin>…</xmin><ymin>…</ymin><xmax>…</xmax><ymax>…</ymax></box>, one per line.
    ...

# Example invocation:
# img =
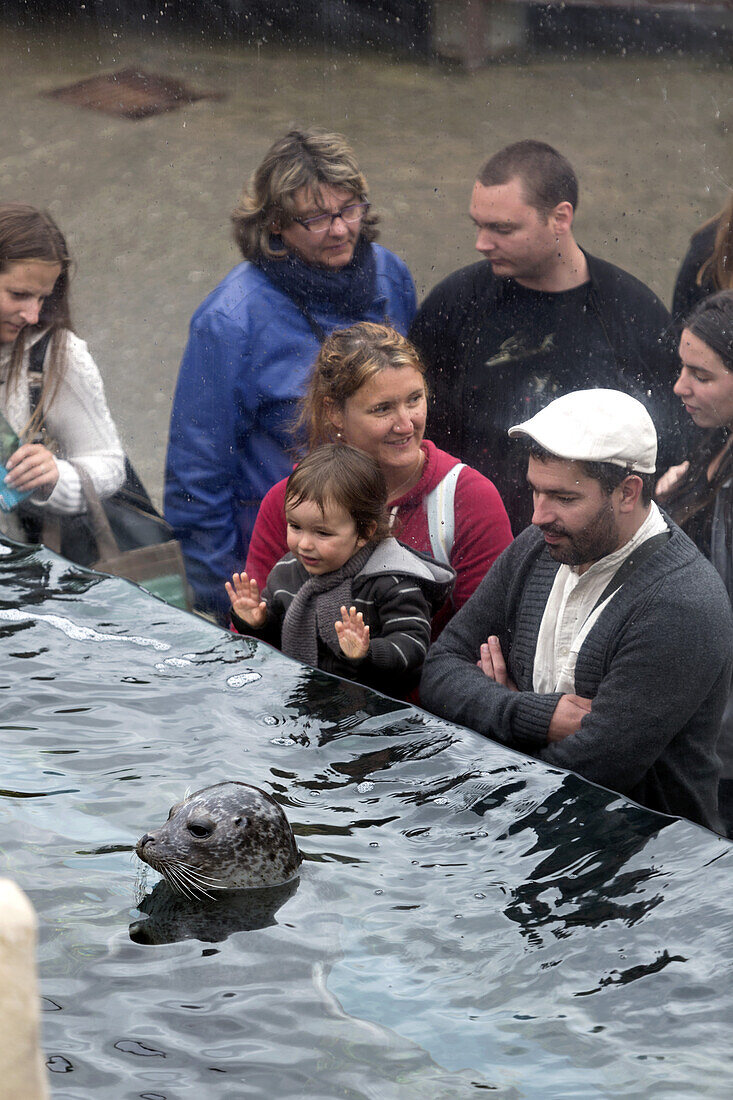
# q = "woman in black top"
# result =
<box><xmin>657</xmin><ymin>289</ymin><xmax>733</xmax><ymax>832</ymax></box>
<box><xmin>673</xmin><ymin>193</ymin><xmax>733</xmax><ymax>321</ymax></box>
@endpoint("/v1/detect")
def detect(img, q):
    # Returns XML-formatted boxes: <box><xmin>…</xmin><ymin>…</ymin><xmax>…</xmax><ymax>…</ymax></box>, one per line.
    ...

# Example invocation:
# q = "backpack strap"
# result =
<box><xmin>27</xmin><ymin>330</ymin><xmax>53</xmax><ymax>438</ymax></box>
<box><xmin>424</xmin><ymin>463</ymin><xmax>464</xmax><ymax>565</ymax></box>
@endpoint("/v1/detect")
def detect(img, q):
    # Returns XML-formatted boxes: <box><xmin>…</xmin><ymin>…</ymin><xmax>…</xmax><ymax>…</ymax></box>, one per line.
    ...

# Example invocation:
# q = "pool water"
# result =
<box><xmin>1</xmin><ymin>539</ymin><xmax>732</xmax><ymax>1098</ymax></box>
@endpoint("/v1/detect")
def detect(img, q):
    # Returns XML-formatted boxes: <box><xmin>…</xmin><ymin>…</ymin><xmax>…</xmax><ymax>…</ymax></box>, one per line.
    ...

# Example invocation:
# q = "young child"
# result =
<box><xmin>226</xmin><ymin>444</ymin><xmax>455</xmax><ymax>696</ymax></box>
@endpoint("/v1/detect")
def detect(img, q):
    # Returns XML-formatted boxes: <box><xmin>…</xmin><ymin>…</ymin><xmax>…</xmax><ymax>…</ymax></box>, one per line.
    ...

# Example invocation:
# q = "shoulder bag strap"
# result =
<box><xmin>591</xmin><ymin>529</ymin><xmax>671</xmax><ymax>614</ymax></box>
<box><xmin>424</xmin><ymin>463</ymin><xmax>464</xmax><ymax>565</ymax></box>
<box><xmin>28</xmin><ymin>331</ymin><xmax>52</xmax><ymax>400</ymax></box>
<box><xmin>29</xmin><ymin>333</ymin><xmax>159</xmax><ymax>522</ymax></box>
<box><xmin>28</xmin><ymin>330</ymin><xmax>53</xmax><ymax>437</ymax></box>
<box><xmin>69</xmin><ymin>461</ymin><xmax>119</xmax><ymax>561</ymax></box>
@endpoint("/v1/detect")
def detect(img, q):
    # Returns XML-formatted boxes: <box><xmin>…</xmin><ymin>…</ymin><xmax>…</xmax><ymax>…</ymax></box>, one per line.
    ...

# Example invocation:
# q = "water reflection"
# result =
<box><xmin>1</xmin><ymin>541</ymin><xmax>732</xmax><ymax>1096</ymax></box>
<box><xmin>130</xmin><ymin>877</ymin><xmax>300</xmax><ymax>945</ymax></box>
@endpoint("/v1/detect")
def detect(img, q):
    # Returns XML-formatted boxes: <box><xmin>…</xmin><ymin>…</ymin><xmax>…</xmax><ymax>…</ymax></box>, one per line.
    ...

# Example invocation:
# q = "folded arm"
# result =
<box><xmin>538</xmin><ymin>591</ymin><xmax>731</xmax><ymax>793</ymax></box>
<box><xmin>421</xmin><ymin>543</ymin><xmax>563</xmax><ymax>751</ymax></box>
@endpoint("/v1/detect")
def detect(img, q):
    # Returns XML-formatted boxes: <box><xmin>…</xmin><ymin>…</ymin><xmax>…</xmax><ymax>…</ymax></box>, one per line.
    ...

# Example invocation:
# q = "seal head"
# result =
<box><xmin>136</xmin><ymin>781</ymin><xmax>301</xmax><ymax>900</ymax></box>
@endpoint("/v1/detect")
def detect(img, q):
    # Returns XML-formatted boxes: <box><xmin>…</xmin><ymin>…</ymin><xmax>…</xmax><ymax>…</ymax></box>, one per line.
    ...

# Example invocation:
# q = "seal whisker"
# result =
<box><xmin>161</xmin><ymin>861</ymin><xmax>227</xmax><ymax>895</ymax></box>
<box><xmin>162</xmin><ymin>864</ymin><xmax>200</xmax><ymax>901</ymax></box>
<box><xmin>181</xmin><ymin>874</ymin><xmax>227</xmax><ymax>892</ymax></box>
<box><xmin>170</xmin><ymin>866</ymin><xmax>221</xmax><ymax>901</ymax></box>
<box><xmin>176</xmin><ymin>878</ymin><xmax>215</xmax><ymax>902</ymax></box>
<box><xmin>163</xmin><ymin>859</ymin><xmax>228</xmax><ymax>900</ymax></box>
<box><xmin>169</xmin><ymin>863</ymin><xmax>226</xmax><ymax>887</ymax></box>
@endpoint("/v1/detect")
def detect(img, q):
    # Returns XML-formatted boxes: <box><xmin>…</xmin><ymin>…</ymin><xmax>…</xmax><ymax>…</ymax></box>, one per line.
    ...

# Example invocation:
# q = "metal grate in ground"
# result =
<box><xmin>45</xmin><ymin>68</ymin><xmax>224</xmax><ymax>120</ymax></box>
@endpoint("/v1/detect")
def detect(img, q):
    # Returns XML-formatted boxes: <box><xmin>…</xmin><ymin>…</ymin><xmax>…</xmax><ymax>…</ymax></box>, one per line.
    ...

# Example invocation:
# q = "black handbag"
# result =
<box><xmin>20</xmin><ymin>332</ymin><xmax>191</xmax><ymax>611</ymax></box>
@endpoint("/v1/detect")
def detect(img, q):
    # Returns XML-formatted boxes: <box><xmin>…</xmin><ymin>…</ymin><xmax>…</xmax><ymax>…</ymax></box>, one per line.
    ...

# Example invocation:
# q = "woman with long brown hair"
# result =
<box><xmin>0</xmin><ymin>203</ymin><xmax>124</xmax><ymax>542</ymax></box>
<box><xmin>659</xmin><ymin>290</ymin><xmax>733</xmax><ymax>573</ymax></box>
<box><xmin>657</xmin><ymin>289</ymin><xmax>733</xmax><ymax>832</ymax></box>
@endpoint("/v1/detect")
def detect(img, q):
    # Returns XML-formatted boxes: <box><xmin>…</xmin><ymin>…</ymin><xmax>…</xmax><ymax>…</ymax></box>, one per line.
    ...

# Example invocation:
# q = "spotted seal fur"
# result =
<box><xmin>136</xmin><ymin>781</ymin><xmax>301</xmax><ymax>900</ymax></box>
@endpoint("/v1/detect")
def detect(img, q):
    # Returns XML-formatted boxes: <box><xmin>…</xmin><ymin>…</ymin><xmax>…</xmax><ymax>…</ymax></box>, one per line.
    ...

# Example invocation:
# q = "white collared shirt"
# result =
<box><xmin>533</xmin><ymin>502</ymin><xmax>668</xmax><ymax>694</ymax></box>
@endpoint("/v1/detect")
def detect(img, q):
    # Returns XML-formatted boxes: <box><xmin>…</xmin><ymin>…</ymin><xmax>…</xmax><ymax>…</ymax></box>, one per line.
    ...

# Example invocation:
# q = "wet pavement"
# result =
<box><xmin>1</xmin><ymin>17</ymin><xmax>731</xmax><ymax>502</ymax></box>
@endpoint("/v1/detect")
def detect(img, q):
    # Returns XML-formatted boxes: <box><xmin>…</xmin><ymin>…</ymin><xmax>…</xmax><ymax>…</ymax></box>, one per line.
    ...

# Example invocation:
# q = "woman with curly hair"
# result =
<box><xmin>165</xmin><ymin>128</ymin><xmax>416</xmax><ymax>622</ymax></box>
<box><xmin>244</xmin><ymin>322</ymin><xmax>512</xmax><ymax>638</ymax></box>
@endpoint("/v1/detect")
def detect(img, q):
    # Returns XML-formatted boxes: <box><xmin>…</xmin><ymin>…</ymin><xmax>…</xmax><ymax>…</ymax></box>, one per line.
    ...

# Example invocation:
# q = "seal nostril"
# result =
<box><xmin>138</xmin><ymin>833</ymin><xmax>155</xmax><ymax>849</ymax></box>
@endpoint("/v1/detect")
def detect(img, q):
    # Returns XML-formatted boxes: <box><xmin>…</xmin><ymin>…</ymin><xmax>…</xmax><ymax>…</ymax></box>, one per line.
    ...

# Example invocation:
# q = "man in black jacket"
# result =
<box><xmin>410</xmin><ymin>140</ymin><xmax>683</xmax><ymax>533</ymax></box>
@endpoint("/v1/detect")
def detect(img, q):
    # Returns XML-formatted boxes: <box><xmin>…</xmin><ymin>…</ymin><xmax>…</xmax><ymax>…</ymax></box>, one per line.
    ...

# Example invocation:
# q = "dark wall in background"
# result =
<box><xmin>6</xmin><ymin>1</ymin><xmax>432</xmax><ymax>52</ymax></box>
<box><xmin>4</xmin><ymin>0</ymin><xmax>729</xmax><ymax>57</ymax></box>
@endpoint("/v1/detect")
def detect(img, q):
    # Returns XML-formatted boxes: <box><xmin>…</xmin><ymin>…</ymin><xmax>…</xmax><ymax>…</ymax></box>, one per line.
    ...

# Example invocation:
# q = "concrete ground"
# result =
<box><xmin>1</xmin><ymin>16</ymin><xmax>731</xmax><ymax>504</ymax></box>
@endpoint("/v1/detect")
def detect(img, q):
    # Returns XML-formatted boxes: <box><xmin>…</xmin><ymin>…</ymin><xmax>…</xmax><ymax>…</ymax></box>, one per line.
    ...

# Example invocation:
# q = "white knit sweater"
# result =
<box><xmin>0</xmin><ymin>328</ymin><xmax>125</xmax><ymax>517</ymax></box>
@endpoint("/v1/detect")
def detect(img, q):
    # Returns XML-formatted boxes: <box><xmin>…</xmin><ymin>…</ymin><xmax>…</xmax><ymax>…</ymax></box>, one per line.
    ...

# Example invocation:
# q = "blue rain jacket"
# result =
<box><xmin>164</xmin><ymin>244</ymin><xmax>416</xmax><ymax>618</ymax></box>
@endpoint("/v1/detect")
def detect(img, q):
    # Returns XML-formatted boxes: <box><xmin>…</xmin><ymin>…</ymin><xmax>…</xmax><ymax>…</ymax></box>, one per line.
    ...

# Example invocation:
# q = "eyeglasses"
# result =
<box><xmin>291</xmin><ymin>201</ymin><xmax>370</xmax><ymax>234</ymax></box>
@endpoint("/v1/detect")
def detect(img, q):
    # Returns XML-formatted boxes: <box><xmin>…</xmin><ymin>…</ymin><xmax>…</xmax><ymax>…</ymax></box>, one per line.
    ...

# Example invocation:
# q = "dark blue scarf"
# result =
<box><xmin>255</xmin><ymin>237</ymin><xmax>378</xmax><ymax>321</ymax></box>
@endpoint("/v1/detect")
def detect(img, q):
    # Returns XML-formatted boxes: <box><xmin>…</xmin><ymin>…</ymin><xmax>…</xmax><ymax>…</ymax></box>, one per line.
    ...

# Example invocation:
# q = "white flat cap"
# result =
<box><xmin>508</xmin><ymin>388</ymin><xmax>658</xmax><ymax>473</ymax></box>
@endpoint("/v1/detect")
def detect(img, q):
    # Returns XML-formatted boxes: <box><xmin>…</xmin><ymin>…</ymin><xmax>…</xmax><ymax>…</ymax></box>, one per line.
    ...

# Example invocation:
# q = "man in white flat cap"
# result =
<box><xmin>421</xmin><ymin>388</ymin><xmax>733</xmax><ymax>833</ymax></box>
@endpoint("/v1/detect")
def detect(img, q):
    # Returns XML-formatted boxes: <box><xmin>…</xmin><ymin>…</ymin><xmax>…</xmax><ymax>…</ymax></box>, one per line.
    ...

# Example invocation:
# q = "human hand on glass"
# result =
<box><xmin>225</xmin><ymin>572</ymin><xmax>267</xmax><ymax>628</ymax></box>
<box><xmin>335</xmin><ymin>605</ymin><xmax>370</xmax><ymax>660</ymax></box>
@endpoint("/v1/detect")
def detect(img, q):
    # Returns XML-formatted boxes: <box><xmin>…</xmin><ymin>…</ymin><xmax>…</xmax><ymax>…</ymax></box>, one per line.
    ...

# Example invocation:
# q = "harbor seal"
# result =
<box><xmin>136</xmin><ymin>781</ymin><xmax>301</xmax><ymax>900</ymax></box>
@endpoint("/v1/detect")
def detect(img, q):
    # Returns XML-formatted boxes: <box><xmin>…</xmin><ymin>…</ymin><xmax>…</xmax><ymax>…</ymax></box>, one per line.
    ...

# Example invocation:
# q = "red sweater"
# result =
<box><xmin>244</xmin><ymin>441</ymin><xmax>513</xmax><ymax>636</ymax></box>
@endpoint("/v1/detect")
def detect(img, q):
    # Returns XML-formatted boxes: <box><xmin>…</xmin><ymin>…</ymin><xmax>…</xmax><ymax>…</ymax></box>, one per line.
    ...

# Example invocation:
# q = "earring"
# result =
<box><xmin>335</xmin><ymin>430</ymin><xmax>342</xmax><ymax>441</ymax></box>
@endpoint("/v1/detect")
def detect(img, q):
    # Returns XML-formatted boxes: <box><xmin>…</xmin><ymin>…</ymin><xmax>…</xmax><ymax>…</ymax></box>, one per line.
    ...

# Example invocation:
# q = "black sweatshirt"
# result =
<box><xmin>410</xmin><ymin>252</ymin><xmax>685</xmax><ymax>532</ymax></box>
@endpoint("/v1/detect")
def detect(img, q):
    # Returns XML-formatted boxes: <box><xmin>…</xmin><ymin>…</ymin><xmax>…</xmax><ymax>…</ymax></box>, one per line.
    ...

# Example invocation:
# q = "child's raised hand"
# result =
<box><xmin>225</xmin><ymin>572</ymin><xmax>267</xmax><ymax>628</ymax></box>
<box><xmin>335</xmin><ymin>605</ymin><xmax>370</xmax><ymax>660</ymax></box>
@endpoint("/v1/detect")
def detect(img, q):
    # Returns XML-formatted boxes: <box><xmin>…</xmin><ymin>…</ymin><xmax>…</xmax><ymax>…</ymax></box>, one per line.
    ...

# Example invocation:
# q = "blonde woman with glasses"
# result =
<box><xmin>165</xmin><ymin>128</ymin><xmax>416</xmax><ymax>622</ymax></box>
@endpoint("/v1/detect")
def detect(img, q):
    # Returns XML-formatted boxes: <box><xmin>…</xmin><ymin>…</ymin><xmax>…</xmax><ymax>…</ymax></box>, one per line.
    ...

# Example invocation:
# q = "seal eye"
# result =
<box><xmin>187</xmin><ymin>823</ymin><xmax>212</xmax><ymax>839</ymax></box>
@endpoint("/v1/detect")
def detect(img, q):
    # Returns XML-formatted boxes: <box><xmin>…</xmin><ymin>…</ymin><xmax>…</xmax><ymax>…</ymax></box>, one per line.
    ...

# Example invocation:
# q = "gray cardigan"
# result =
<box><xmin>420</xmin><ymin>519</ymin><xmax>733</xmax><ymax>832</ymax></box>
